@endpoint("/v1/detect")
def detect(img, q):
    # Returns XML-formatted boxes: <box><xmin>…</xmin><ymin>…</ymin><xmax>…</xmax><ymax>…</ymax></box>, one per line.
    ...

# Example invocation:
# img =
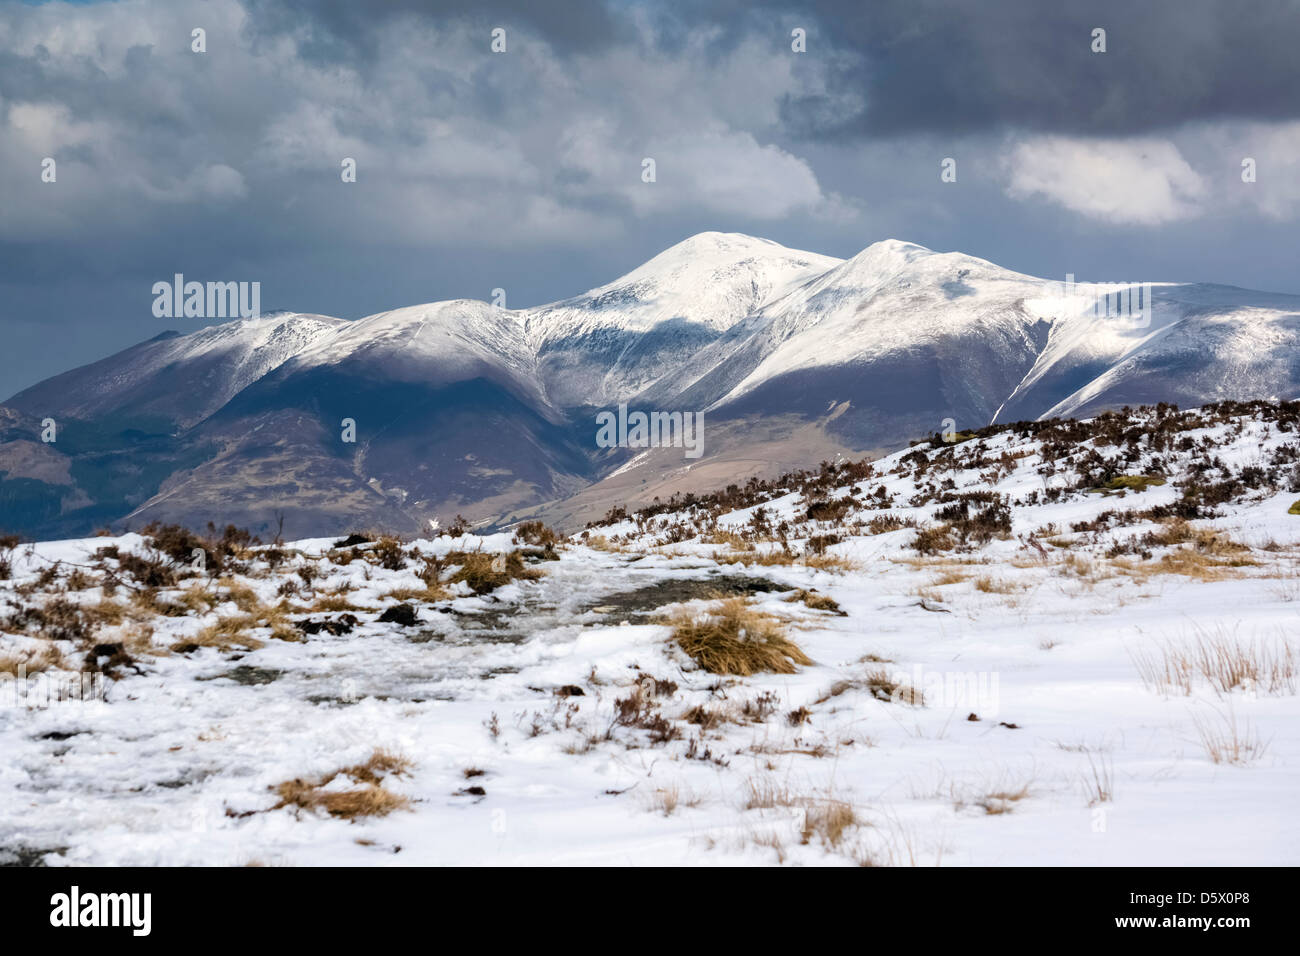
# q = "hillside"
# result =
<box><xmin>2</xmin><ymin>400</ymin><xmax>1297</xmax><ymax>866</ymax></box>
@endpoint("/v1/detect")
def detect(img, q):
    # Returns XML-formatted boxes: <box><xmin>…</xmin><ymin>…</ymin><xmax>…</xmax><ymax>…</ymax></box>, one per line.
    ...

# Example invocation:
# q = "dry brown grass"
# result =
<box><xmin>739</xmin><ymin>779</ymin><xmax>859</xmax><ymax>850</ymax></box>
<box><xmin>1081</xmin><ymin>752</ymin><xmax>1114</xmax><ymax>806</ymax></box>
<box><xmin>182</xmin><ymin>614</ymin><xmax>266</xmax><ymax>651</ymax></box>
<box><xmin>1150</xmin><ymin>548</ymin><xmax>1254</xmax><ymax>581</ymax></box>
<box><xmin>801</xmin><ymin>799</ymin><xmax>857</xmax><ymax>848</ymax></box>
<box><xmin>1132</xmin><ymin>628</ymin><xmax>1297</xmax><ymax>696</ymax></box>
<box><xmin>742</xmin><ymin>778</ymin><xmax>796</xmax><ymax>810</ymax></box>
<box><xmin>270</xmin><ymin>748</ymin><xmax>413</xmax><ymax>820</ymax></box>
<box><xmin>218</xmin><ymin>578</ymin><xmax>264</xmax><ymax>613</ymax></box>
<box><xmin>174</xmin><ymin>591</ymin><xmax>301</xmax><ymax>650</ymax></box>
<box><xmin>715</xmin><ymin>548</ymin><xmax>797</xmax><ymax>567</ymax></box>
<box><xmin>862</xmin><ymin>667</ymin><xmax>924</xmax><ymax>705</ymax></box>
<box><xmin>705</xmin><ymin>529</ymin><xmax>749</xmax><ymax>548</ymax></box>
<box><xmin>802</xmin><ymin>553</ymin><xmax>860</xmax><ymax>573</ymax></box>
<box><xmin>648</xmin><ymin>782</ymin><xmax>700</xmax><ymax>817</ymax></box>
<box><xmin>974</xmin><ymin>784</ymin><xmax>1031</xmax><ymax>815</ymax></box>
<box><xmin>888</xmin><ymin>554</ymin><xmax>984</xmax><ymax>571</ymax></box>
<box><xmin>0</xmin><ymin>643</ymin><xmax>66</xmax><ymax>676</ymax></box>
<box><xmin>667</xmin><ymin>598</ymin><xmax>812</xmax><ymax>675</ymax></box>
<box><xmin>1191</xmin><ymin>708</ymin><xmax>1268</xmax><ymax>766</ymax></box>
<box><xmin>748</xmin><ymin>828</ymin><xmax>788</xmax><ymax>863</ymax></box>
<box><xmin>782</xmin><ymin>589</ymin><xmax>843</xmax><ymax>613</ymax></box>
<box><xmin>814</xmin><ymin>667</ymin><xmax>922</xmax><ymax>706</ymax></box>
<box><xmin>974</xmin><ymin>575</ymin><xmax>1019</xmax><ymax>594</ymax></box>
<box><xmin>83</xmin><ymin>599</ymin><xmax>129</xmax><ymax>626</ymax></box>
<box><xmin>120</xmin><ymin>621</ymin><xmax>158</xmax><ymax>655</ymax></box>
<box><xmin>929</xmin><ymin>568</ymin><xmax>969</xmax><ymax>587</ymax></box>
<box><xmin>714</xmin><ymin>549</ymin><xmax>858</xmax><ymax>573</ymax></box>
<box><xmin>1057</xmin><ymin>552</ymin><xmax>1109</xmax><ymax>583</ymax></box>
<box><xmin>445</xmin><ymin>551</ymin><xmax>542</xmax><ymax>594</ymax></box>
<box><xmin>382</xmin><ymin>582</ymin><xmax>450</xmax><ymax>603</ymax></box>
<box><xmin>312</xmin><ymin>592</ymin><xmax>368</xmax><ymax>612</ymax></box>
<box><xmin>948</xmin><ymin>770</ymin><xmax>1034</xmax><ymax>815</ymax></box>
<box><xmin>175</xmin><ymin>587</ymin><xmax>220</xmax><ymax>615</ymax></box>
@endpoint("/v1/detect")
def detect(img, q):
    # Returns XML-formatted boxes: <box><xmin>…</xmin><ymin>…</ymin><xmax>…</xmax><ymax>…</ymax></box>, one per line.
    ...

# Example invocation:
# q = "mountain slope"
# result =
<box><xmin>125</xmin><ymin>300</ymin><xmax>590</xmax><ymax>537</ymax></box>
<box><xmin>6</xmin><ymin>312</ymin><xmax>347</xmax><ymax>432</ymax></box>
<box><xmin>5</xmin><ymin>233</ymin><xmax>1300</xmax><ymax>539</ymax></box>
<box><xmin>524</xmin><ymin>232</ymin><xmax>841</xmax><ymax>408</ymax></box>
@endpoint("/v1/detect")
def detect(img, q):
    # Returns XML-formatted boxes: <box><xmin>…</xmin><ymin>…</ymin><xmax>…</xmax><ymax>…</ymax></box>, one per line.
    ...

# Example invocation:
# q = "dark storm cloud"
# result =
<box><xmin>3</xmin><ymin>0</ymin><xmax>1300</xmax><ymax>399</ymax></box>
<box><xmin>667</xmin><ymin>0</ymin><xmax>1300</xmax><ymax>139</ymax></box>
<box><xmin>240</xmin><ymin>0</ymin><xmax>624</xmax><ymax>65</ymax></box>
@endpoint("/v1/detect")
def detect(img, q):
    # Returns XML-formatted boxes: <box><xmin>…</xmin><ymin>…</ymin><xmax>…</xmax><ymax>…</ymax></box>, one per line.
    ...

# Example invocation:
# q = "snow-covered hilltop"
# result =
<box><xmin>4</xmin><ymin>232</ymin><xmax>1300</xmax><ymax>540</ymax></box>
<box><xmin>2</xmin><ymin>401</ymin><xmax>1297</xmax><ymax>866</ymax></box>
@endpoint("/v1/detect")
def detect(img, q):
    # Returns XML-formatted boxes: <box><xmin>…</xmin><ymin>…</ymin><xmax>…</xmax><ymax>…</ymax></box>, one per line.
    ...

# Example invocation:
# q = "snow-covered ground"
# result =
<box><xmin>2</xmin><ymin>402</ymin><xmax>1298</xmax><ymax>866</ymax></box>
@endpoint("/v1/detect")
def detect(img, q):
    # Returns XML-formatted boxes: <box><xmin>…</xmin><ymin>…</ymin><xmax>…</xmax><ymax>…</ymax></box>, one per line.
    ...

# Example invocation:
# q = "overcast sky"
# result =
<box><xmin>4</xmin><ymin>0</ymin><xmax>1300</xmax><ymax>394</ymax></box>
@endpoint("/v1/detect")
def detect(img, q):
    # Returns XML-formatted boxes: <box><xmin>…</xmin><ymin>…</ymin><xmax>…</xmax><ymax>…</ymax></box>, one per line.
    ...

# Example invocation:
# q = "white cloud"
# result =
<box><xmin>1003</xmin><ymin>135</ymin><xmax>1207</xmax><ymax>225</ymax></box>
<box><xmin>0</xmin><ymin>0</ymin><xmax>844</xmax><ymax>244</ymax></box>
<box><xmin>1198</xmin><ymin>120</ymin><xmax>1300</xmax><ymax>220</ymax></box>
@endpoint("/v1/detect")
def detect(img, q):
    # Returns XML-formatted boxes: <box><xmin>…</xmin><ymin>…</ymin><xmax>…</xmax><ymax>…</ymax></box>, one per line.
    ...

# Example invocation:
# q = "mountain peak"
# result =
<box><xmin>666</xmin><ymin>230</ymin><xmax>777</xmax><ymax>250</ymax></box>
<box><xmin>847</xmin><ymin>238</ymin><xmax>935</xmax><ymax>271</ymax></box>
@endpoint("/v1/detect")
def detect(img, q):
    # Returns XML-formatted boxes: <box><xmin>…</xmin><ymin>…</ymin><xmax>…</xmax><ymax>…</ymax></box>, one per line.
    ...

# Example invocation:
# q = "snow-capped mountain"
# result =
<box><xmin>3</xmin><ymin>233</ymin><xmax>1299</xmax><ymax>539</ymax></box>
<box><xmin>525</xmin><ymin>232</ymin><xmax>841</xmax><ymax>408</ymax></box>
<box><xmin>6</xmin><ymin>312</ymin><xmax>347</xmax><ymax>431</ymax></box>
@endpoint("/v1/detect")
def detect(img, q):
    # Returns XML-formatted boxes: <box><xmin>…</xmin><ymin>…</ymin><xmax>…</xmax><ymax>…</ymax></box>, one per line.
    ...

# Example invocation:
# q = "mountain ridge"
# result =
<box><xmin>4</xmin><ymin>232</ymin><xmax>1299</xmax><ymax>539</ymax></box>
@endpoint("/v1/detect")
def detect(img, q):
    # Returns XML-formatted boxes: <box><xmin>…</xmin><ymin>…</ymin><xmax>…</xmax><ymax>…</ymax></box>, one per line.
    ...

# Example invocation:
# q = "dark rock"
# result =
<box><xmin>555</xmin><ymin>685</ymin><xmax>586</xmax><ymax>697</ymax></box>
<box><xmin>198</xmin><ymin>665</ymin><xmax>283</xmax><ymax>686</ymax></box>
<box><xmin>378</xmin><ymin>604</ymin><xmax>418</xmax><ymax>627</ymax></box>
<box><xmin>295</xmin><ymin>613</ymin><xmax>359</xmax><ymax>636</ymax></box>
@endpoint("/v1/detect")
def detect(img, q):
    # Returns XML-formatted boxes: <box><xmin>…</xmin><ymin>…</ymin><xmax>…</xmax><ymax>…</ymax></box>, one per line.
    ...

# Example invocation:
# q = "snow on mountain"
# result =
<box><xmin>1029</xmin><ymin>285</ymin><xmax>1300</xmax><ymax>420</ymax></box>
<box><xmin>524</xmin><ymin>232</ymin><xmax>841</xmax><ymax>407</ymax></box>
<box><xmin>5</xmin><ymin>312</ymin><xmax>348</xmax><ymax>431</ymax></box>
<box><xmin>722</xmin><ymin>240</ymin><xmax>1043</xmax><ymax>396</ymax></box>
<box><xmin>284</xmin><ymin>298</ymin><xmax>549</xmax><ymax>413</ymax></box>
<box><xmin>6</xmin><ymin>232</ymin><xmax>1300</xmax><ymax>540</ymax></box>
<box><xmin>642</xmin><ymin>240</ymin><xmax>1300</xmax><ymax>453</ymax></box>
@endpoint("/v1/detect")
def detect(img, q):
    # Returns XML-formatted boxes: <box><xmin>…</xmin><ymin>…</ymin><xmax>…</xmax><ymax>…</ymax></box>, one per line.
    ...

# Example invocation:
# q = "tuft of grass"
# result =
<box><xmin>270</xmin><ymin>749</ymin><xmax>412</xmax><ymax>820</ymax></box>
<box><xmin>647</xmin><ymin>782</ymin><xmax>700</xmax><ymax>817</ymax></box>
<box><xmin>1191</xmin><ymin>708</ymin><xmax>1268</xmax><ymax>766</ymax></box>
<box><xmin>0</xmin><ymin>644</ymin><xmax>66</xmax><ymax>676</ymax></box>
<box><xmin>782</xmin><ymin>589</ymin><xmax>843</xmax><ymax>614</ymax></box>
<box><xmin>715</xmin><ymin>548</ymin><xmax>797</xmax><ymax>567</ymax></box>
<box><xmin>382</xmin><ymin>583</ymin><xmax>450</xmax><ymax>603</ymax></box>
<box><xmin>1081</xmin><ymin>753</ymin><xmax>1114</xmax><ymax>806</ymax></box>
<box><xmin>667</xmin><ymin>598</ymin><xmax>811</xmax><ymax>675</ymax></box>
<box><xmin>445</xmin><ymin>551</ymin><xmax>541</xmax><ymax>594</ymax></box>
<box><xmin>182</xmin><ymin>615</ymin><xmax>266</xmax><ymax>651</ymax></box>
<box><xmin>312</xmin><ymin>592</ymin><xmax>367</xmax><ymax>612</ymax></box>
<box><xmin>863</xmin><ymin>667</ymin><xmax>924</xmax><ymax>705</ymax></box>
<box><xmin>975</xmin><ymin>784</ymin><xmax>1031</xmax><ymax>815</ymax></box>
<box><xmin>801</xmin><ymin>800</ymin><xmax>857</xmax><ymax>848</ymax></box>
<box><xmin>1132</xmin><ymin>629</ymin><xmax>1296</xmax><ymax>697</ymax></box>
<box><xmin>1089</xmin><ymin>474</ymin><xmax>1167</xmax><ymax>495</ymax></box>
<box><xmin>802</xmin><ymin>553</ymin><xmax>860</xmax><ymax>573</ymax></box>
